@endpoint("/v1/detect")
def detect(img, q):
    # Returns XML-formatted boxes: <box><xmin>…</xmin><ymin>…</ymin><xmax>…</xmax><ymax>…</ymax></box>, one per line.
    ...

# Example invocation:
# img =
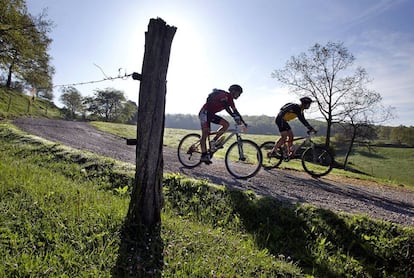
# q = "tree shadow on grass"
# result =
<box><xmin>162</xmin><ymin>173</ymin><xmax>414</xmax><ymax>276</ymax></box>
<box><xmin>357</xmin><ymin>150</ymin><xmax>386</xmax><ymax>159</ymax></box>
<box><xmin>112</xmin><ymin>220</ymin><xmax>164</xmax><ymax>277</ymax></box>
<box><xmin>227</xmin><ymin>189</ymin><xmax>412</xmax><ymax>277</ymax></box>
<box><xmin>227</xmin><ymin>190</ymin><xmax>336</xmax><ymax>276</ymax></box>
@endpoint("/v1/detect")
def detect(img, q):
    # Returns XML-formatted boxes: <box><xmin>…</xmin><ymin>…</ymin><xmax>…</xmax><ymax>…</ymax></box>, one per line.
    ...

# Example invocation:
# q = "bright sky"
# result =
<box><xmin>26</xmin><ymin>0</ymin><xmax>414</xmax><ymax>126</ymax></box>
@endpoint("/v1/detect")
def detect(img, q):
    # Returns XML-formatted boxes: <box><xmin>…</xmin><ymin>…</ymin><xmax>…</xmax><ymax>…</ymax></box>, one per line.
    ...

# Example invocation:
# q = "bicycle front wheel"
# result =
<box><xmin>260</xmin><ymin>141</ymin><xmax>283</xmax><ymax>169</ymax></box>
<box><xmin>177</xmin><ymin>133</ymin><xmax>202</xmax><ymax>168</ymax></box>
<box><xmin>301</xmin><ymin>146</ymin><xmax>334</xmax><ymax>177</ymax></box>
<box><xmin>225</xmin><ymin>139</ymin><xmax>262</xmax><ymax>179</ymax></box>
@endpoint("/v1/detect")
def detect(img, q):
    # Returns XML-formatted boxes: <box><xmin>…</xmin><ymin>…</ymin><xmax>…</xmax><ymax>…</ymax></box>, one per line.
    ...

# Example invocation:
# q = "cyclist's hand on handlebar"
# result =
<box><xmin>241</xmin><ymin>122</ymin><xmax>248</xmax><ymax>132</ymax></box>
<box><xmin>233</xmin><ymin>116</ymin><xmax>242</xmax><ymax>125</ymax></box>
<box><xmin>308</xmin><ymin>128</ymin><xmax>317</xmax><ymax>134</ymax></box>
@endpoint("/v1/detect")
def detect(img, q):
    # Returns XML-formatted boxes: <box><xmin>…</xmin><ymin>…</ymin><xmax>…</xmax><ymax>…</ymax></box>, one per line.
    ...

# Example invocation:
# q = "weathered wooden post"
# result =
<box><xmin>115</xmin><ymin>18</ymin><xmax>176</xmax><ymax>277</ymax></box>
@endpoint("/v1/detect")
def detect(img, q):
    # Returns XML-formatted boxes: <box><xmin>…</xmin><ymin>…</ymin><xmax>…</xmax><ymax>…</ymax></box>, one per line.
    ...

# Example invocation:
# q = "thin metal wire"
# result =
<box><xmin>52</xmin><ymin>72</ymin><xmax>133</xmax><ymax>89</ymax></box>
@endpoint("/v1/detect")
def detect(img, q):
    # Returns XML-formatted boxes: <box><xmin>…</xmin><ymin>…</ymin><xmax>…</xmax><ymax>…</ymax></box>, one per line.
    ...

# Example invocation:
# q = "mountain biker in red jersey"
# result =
<box><xmin>199</xmin><ymin>84</ymin><xmax>245</xmax><ymax>164</ymax></box>
<box><xmin>268</xmin><ymin>97</ymin><xmax>316</xmax><ymax>157</ymax></box>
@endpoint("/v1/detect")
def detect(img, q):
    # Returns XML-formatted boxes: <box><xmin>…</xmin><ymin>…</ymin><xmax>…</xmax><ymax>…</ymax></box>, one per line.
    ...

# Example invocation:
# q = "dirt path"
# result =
<box><xmin>13</xmin><ymin>118</ymin><xmax>414</xmax><ymax>226</ymax></box>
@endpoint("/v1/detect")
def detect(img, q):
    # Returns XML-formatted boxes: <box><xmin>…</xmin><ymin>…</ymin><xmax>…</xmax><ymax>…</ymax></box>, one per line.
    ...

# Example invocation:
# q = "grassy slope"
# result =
<box><xmin>0</xmin><ymin>122</ymin><xmax>302</xmax><ymax>277</ymax></box>
<box><xmin>1</xmin><ymin>121</ymin><xmax>413</xmax><ymax>277</ymax></box>
<box><xmin>0</xmin><ymin>88</ymin><xmax>61</xmax><ymax>119</ymax></box>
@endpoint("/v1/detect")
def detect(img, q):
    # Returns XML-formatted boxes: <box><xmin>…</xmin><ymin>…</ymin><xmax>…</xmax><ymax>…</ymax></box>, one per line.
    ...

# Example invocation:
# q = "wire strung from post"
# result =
<box><xmin>53</xmin><ymin>65</ymin><xmax>134</xmax><ymax>88</ymax></box>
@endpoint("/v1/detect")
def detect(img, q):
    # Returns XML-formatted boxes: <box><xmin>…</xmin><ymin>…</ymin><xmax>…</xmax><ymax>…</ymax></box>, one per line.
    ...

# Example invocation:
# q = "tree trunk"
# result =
<box><xmin>344</xmin><ymin>127</ymin><xmax>357</xmax><ymax>170</ymax></box>
<box><xmin>325</xmin><ymin>97</ymin><xmax>333</xmax><ymax>148</ymax></box>
<box><xmin>325</xmin><ymin>112</ymin><xmax>333</xmax><ymax>148</ymax></box>
<box><xmin>115</xmin><ymin>18</ymin><xmax>176</xmax><ymax>277</ymax></box>
<box><xmin>6</xmin><ymin>61</ymin><xmax>14</xmax><ymax>88</ymax></box>
<box><xmin>325</xmin><ymin>121</ymin><xmax>331</xmax><ymax>148</ymax></box>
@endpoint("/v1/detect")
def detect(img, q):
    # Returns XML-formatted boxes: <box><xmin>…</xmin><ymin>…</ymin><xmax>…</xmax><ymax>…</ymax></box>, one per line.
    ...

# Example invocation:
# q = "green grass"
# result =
<box><xmin>0</xmin><ymin>88</ymin><xmax>62</xmax><ymax>119</ymax></box>
<box><xmin>336</xmin><ymin>147</ymin><xmax>414</xmax><ymax>186</ymax></box>
<box><xmin>91</xmin><ymin>121</ymin><xmax>414</xmax><ymax>188</ymax></box>
<box><xmin>0</xmin><ymin>122</ymin><xmax>302</xmax><ymax>277</ymax></box>
<box><xmin>0</xmin><ymin>125</ymin><xmax>128</xmax><ymax>277</ymax></box>
<box><xmin>2</xmin><ymin>121</ymin><xmax>414</xmax><ymax>277</ymax></box>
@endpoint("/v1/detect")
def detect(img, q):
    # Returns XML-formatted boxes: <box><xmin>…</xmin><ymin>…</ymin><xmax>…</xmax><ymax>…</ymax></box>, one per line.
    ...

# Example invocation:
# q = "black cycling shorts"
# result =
<box><xmin>275</xmin><ymin>115</ymin><xmax>291</xmax><ymax>132</ymax></box>
<box><xmin>199</xmin><ymin>110</ymin><xmax>223</xmax><ymax>129</ymax></box>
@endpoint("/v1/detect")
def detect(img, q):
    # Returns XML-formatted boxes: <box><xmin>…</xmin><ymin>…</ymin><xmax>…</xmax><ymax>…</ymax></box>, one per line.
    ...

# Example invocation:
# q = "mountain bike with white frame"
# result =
<box><xmin>178</xmin><ymin>123</ymin><xmax>262</xmax><ymax>179</ymax></box>
<box><xmin>260</xmin><ymin>131</ymin><xmax>334</xmax><ymax>177</ymax></box>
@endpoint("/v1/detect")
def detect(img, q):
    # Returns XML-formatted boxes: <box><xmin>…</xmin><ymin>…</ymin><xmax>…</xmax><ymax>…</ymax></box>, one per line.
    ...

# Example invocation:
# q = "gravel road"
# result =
<box><xmin>13</xmin><ymin>118</ymin><xmax>414</xmax><ymax>226</ymax></box>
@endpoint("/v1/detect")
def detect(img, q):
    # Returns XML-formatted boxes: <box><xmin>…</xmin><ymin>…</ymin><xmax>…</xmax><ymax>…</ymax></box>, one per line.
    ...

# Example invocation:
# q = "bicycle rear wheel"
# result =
<box><xmin>259</xmin><ymin>141</ymin><xmax>283</xmax><ymax>169</ymax></box>
<box><xmin>177</xmin><ymin>133</ymin><xmax>202</xmax><ymax>168</ymax></box>
<box><xmin>225</xmin><ymin>139</ymin><xmax>262</xmax><ymax>179</ymax></box>
<box><xmin>301</xmin><ymin>146</ymin><xmax>334</xmax><ymax>177</ymax></box>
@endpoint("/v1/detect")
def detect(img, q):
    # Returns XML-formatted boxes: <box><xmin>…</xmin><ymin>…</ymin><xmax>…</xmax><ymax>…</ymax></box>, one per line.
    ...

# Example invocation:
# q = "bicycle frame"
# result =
<box><xmin>281</xmin><ymin>132</ymin><xmax>315</xmax><ymax>160</ymax></box>
<box><xmin>208</xmin><ymin>124</ymin><xmax>246</xmax><ymax>155</ymax></box>
<box><xmin>260</xmin><ymin>131</ymin><xmax>333</xmax><ymax>177</ymax></box>
<box><xmin>177</xmin><ymin>123</ymin><xmax>262</xmax><ymax>179</ymax></box>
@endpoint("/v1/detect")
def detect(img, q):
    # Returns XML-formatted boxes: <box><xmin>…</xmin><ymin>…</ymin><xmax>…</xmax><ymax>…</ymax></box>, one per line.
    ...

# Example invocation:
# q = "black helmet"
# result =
<box><xmin>300</xmin><ymin>97</ymin><xmax>313</xmax><ymax>104</ymax></box>
<box><xmin>228</xmin><ymin>84</ymin><xmax>243</xmax><ymax>94</ymax></box>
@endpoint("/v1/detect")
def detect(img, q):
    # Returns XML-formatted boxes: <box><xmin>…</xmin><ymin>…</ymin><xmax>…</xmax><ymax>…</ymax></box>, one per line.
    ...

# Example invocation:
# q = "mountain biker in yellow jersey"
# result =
<box><xmin>199</xmin><ymin>84</ymin><xmax>245</xmax><ymax>164</ymax></box>
<box><xmin>268</xmin><ymin>97</ymin><xmax>316</xmax><ymax>157</ymax></box>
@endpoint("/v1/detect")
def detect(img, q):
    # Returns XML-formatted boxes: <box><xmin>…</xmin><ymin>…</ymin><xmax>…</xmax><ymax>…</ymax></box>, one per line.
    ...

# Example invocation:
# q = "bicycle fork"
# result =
<box><xmin>236</xmin><ymin>135</ymin><xmax>246</xmax><ymax>161</ymax></box>
<box><xmin>310</xmin><ymin>143</ymin><xmax>323</xmax><ymax>163</ymax></box>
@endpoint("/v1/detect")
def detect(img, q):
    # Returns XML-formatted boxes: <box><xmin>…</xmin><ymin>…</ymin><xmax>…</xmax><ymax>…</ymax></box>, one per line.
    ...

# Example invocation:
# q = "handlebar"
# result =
<box><xmin>234</xmin><ymin>123</ymin><xmax>248</xmax><ymax>133</ymax></box>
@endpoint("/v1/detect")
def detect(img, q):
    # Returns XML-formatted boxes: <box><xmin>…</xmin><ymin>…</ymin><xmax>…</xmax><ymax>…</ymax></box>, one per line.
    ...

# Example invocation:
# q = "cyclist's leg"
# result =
<box><xmin>211</xmin><ymin>115</ymin><xmax>228</xmax><ymax>141</ymax></box>
<box><xmin>286</xmin><ymin>129</ymin><xmax>295</xmax><ymax>156</ymax></box>
<box><xmin>270</xmin><ymin>117</ymin><xmax>290</xmax><ymax>153</ymax></box>
<box><xmin>199</xmin><ymin>110</ymin><xmax>211</xmax><ymax>161</ymax></box>
<box><xmin>201</xmin><ymin>127</ymin><xmax>210</xmax><ymax>153</ymax></box>
<box><xmin>274</xmin><ymin>131</ymin><xmax>288</xmax><ymax>150</ymax></box>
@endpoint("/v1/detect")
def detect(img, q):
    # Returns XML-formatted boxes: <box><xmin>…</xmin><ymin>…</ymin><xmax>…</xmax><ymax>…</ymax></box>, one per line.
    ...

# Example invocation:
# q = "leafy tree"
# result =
<box><xmin>85</xmin><ymin>88</ymin><xmax>126</xmax><ymax>121</ymax></box>
<box><xmin>60</xmin><ymin>86</ymin><xmax>83</xmax><ymax>119</ymax></box>
<box><xmin>119</xmin><ymin>100</ymin><xmax>137</xmax><ymax>124</ymax></box>
<box><xmin>272</xmin><ymin>41</ymin><xmax>384</xmax><ymax>148</ymax></box>
<box><xmin>390</xmin><ymin>126</ymin><xmax>414</xmax><ymax>146</ymax></box>
<box><xmin>376</xmin><ymin>125</ymin><xmax>393</xmax><ymax>141</ymax></box>
<box><xmin>0</xmin><ymin>0</ymin><xmax>54</xmax><ymax>96</ymax></box>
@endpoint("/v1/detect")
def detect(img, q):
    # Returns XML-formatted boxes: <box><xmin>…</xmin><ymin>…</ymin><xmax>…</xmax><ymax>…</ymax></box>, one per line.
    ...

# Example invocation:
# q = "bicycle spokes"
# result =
<box><xmin>177</xmin><ymin>133</ymin><xmax>202</xmax><ymax>168</ymax></box>
<box><xmin>225</xmin><ymin>139</ymin><xmax>262</xmax><ymax>179</ymax></box>
<box><xmin>187</xmin><ymin>143</ymin><xmax>200</xmax><ymax>154</ymax></box>
<box><xmin>259</xmin><ymin>141</ymin><xmax>283</xmax><ymax>169</ymax></box>
<box><xmin>301</xmin><ymin>146</ymin><xmax>334</xmax><ymax>177</ymax></box>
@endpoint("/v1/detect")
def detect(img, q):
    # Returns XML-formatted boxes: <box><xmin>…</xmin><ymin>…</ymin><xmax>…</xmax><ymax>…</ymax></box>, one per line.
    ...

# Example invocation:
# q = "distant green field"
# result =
<box><xmin>336</xmin><ymin>147</ymin><xmax>414</xmax><ymax>186</ymax></box>
<box><xmin>91</xmin><ymin>121</ymin><xmax>414</xmax><ymax>188</ymax></box>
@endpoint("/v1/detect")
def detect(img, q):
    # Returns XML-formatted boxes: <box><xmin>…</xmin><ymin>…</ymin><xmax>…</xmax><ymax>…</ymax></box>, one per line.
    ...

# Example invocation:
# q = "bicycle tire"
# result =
<box><xmin>301</xmin><ymin>146</ymin><xmax>334</xmax><ymax>177</ymax></box>
<box><xmin>259</xmin><ymin>141</ymin><xmax>283</xmax><ymax>169</ymax></box>
<box><xmin>225</xmin><ymin>139</ymin><xmax>262</xmax><ymax>179</ymax></box>
<box><xmin>177</xmin><ymin>133</ymin><xmax>202</xmax><ymax>168</ymax></box>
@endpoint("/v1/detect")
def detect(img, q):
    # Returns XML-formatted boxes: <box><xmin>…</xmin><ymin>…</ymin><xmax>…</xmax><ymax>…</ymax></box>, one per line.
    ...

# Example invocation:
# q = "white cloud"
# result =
<box><xmin>349</xmin><ymin>0</ymin><xmax>405</xmax><ymax>26</ymax></box>
<box><xmin>349</xmin><ymin>30</ymin><xmax>414</xmax><ymax>126</ymax></box>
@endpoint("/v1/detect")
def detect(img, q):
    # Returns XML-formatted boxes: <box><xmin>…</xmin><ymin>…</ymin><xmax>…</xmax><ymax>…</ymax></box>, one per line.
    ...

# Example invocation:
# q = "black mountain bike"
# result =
<box><xmin>177</xmin><ymin>124</ymin><xmax>262</xmax><ymax>179</ymax></box>
<box><xmin>260</xmin><ymin>131</ymin><xmax>334</xmax><ymax>177</ymax></box>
